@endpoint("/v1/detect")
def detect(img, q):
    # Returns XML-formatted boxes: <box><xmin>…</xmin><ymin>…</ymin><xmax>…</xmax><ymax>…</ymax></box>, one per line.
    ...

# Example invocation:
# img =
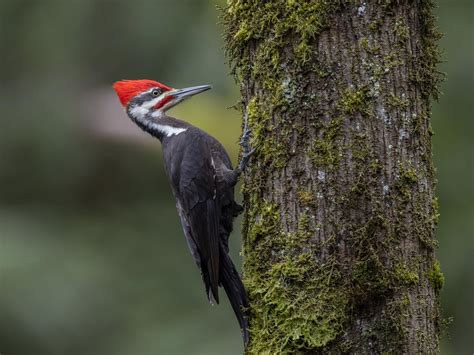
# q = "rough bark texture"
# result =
<box><xmin>224</xmin><ymin>0</ymin><xmax>444</xmax><ymax>353</ymax></box>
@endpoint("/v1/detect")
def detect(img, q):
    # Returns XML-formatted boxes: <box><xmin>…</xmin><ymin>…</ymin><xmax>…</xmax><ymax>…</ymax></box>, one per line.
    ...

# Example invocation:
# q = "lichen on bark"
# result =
<box><xmin>223</xmin><ymin>0</ymin><xmax>444</xmax><ymax>353</ymax></box>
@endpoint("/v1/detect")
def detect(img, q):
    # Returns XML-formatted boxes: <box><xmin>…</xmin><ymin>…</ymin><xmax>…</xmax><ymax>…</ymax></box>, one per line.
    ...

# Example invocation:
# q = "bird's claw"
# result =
<box><xmin>238</xmin><ymin>146</ymin><xmax>257</xmax><ymax>172</ymax></box>
<box><xmin>241</xmin><ymin>126</ymin><xmax>251</xmax><ymax>141</ymax></box>
<box><xmin>238</xmin><ymin>110</ymin><xmax>256</xmax><ymax>173</ymax></box>
<box><xmin>240</xmin><ymin>123</ymin><xmax>251</xmax><ymax>149</ymax></box>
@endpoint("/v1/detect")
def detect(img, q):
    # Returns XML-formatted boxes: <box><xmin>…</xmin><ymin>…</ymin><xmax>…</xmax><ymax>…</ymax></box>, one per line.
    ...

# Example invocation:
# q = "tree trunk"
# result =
<box><xmin>224</xmin><ymin>0</ymin><xmax>444</xmax><ymax>353</ymax></box>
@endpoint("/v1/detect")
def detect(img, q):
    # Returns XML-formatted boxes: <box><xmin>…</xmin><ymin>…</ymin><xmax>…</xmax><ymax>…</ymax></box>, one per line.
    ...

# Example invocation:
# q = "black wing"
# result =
<box><xmin>175</xmin><ymin>142</ymin><xmax>221</xmax><ymax>303</ymax></box>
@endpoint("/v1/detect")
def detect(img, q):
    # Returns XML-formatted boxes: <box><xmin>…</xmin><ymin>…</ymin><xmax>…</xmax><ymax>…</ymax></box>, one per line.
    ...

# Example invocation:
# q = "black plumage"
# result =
<box><xmin>113</xmin><ymin>80</ymin><xmax>252</xmax><ymax>344</ymax></box>
<box><xmin>133</xmin><ymin>114</ymin><xmax>249</xmax><ymax>343</ymax></box>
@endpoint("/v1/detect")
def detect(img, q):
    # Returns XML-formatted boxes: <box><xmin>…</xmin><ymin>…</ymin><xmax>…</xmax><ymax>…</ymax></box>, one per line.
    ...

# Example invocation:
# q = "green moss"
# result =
<box><xmin>432</xmin><ymin>197</ymin><xmax>440</xmax><ymax>225</ymax></box>
<box><xmin>244</xmin><ymin>199</ymin><xmax>349</xmax><ymax>353</ymax></box>
<box><xmin>223</xmin><ymin>1</ymin><xmax>345</xmax><ymax>176</ymax></box>
<box><xmin>246</xmin><ymin>96</ymin><xmax>289</xmax><ymax>169</ymax></box>
<box><xmin>297</xmin><ymin>189</ymin><xmax>316</xmax><ymax>208</ymax></box>
<box><xmin>428</xmin><ymin>261</ymin><xmax>444</xmax><ymax>292</ymax></box>
<box><xmin>395</xmin><ymin>167</ymin><xmax>419</xmax><ymax>201</ymax></box>
<box><xmin>339</xmin><ymin>86</ymin><xmax>370</xmax><ymax>115</ymax></box>
<box><xmin>409</xmin><ymin>0</ymin><xmax>445</xmax><ymax>101</ymax></box>
<box><xmin>369</xmin><ymin>19</ymin><xmax>381</xmax><ymax>32</ymax></box>
<box><xmin>402</xmin><ymin>168</ymin><xmax>419</xmax><ymax>184</ymax></box>
<box><xmin>224</xmin><ymin>1</ymin><xmax>341</xmax><ymax>77</ymax></box>
<box><xmin>378</xmin><ymin>294</ymin><xmax>412</xmax><ymax>347</ymax></box>
<box><xmin>247</xmin><ymin>97</ymin><xmax>268</xmax><ymax>146</ymax></box>
<box><xmin>245</xmin><ymin>255</ymin><xmax>349</xmax><ymax>353</ymax></box>
<box><xmin>348</xmin><ymin>215</ymin><xmax>393</xmax><ymax>299</ymax></box>
<box><xmin>411</xmin><ymin>201</ymin><xmax>440</xmax><ymax>250</ymax></box>
<box><xmin>360</xmin><ymin>37</ymin><xmax>370</xmax><ymax>51</ymax></box>
<box><xmin>394</xmin><ymin>20</ymin><xmax>410</xmax><ymax>44</ymax></box>
<box><xmin>310</xmin><ymin>117</ymin><xmax>344</xmax><ymax>170</ymax></box>
<box><xmin>383</xmin><ymin>52</ymin><xmax>404</xmax><ymax>71</ymax></box>
<box><xmin>296</xmin><ymin>212</ymin><xmax>313</xmax><ymax>241</ymax></box>
<box><xmin>350</xmin><ymin>131</ymin><xmax>371</xmax><ymax>162</ymax></box>
<box><xmin>311</xmin><ymin>140</ymin><xmax>339</xmax><ymax>169</ymax></box>
<box><xmin>395</xmin><ymin>263</ymin><xmax>420</xmax><ymax>286</ymax></box>
<box><xmin>247</xmin><ymin>200</ymin><xmax>280</xmax><ymax>243</ymax></box>
<box><xmin>360</xmin><ymin>36</ymin><xmax>381</xmax><ymax>55</ymax></box>
<box><xmin>387</xmin><ymin>93</ymin><xmax>409</xmax><ymax>109</ymax></box>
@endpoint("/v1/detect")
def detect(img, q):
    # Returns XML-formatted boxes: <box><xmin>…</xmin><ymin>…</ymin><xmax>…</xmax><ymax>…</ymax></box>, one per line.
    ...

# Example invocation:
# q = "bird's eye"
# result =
<box><xmin>152</xmin><ymin>89</ymin><xmax>160</xmax><ymax>97</ymax></box>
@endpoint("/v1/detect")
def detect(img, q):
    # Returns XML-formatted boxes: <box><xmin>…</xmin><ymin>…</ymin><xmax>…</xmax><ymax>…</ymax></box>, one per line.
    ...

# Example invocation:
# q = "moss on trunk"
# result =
<box><xmin>223</xmin><ymin>0</ymin><xmax>444</xmax><ymax>353</ymax></box>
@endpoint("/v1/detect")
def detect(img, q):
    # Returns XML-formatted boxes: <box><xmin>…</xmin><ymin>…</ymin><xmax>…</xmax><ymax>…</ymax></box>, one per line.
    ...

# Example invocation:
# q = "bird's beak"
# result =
<box><xmin>168</xmin><ymin>85</ymin><xmax>212</xmax><ymax>101</ymax></box>
<box><xmin>155</xmin><ymin>85</ymin><xmax>212</xmax><ymax>112</ymax></box>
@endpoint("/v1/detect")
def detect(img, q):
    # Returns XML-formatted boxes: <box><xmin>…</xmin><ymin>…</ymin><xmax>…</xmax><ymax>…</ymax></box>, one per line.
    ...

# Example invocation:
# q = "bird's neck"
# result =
<box><xmin>127</xmin><ymin>106</ymin><xmax>189</xmax><ymax>141</ymax></box>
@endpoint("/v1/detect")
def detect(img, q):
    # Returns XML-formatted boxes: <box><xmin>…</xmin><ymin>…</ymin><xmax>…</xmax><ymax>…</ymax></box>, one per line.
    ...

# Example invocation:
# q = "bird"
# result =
<box><xmin>112</xmin><ymin>79</ymin><xmax>253</xmax><ymax>344</ymax></box>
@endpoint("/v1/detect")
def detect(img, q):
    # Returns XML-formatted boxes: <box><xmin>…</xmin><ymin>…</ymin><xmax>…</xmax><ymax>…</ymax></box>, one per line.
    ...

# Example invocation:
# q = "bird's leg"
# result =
<box><xmin>229</xmin><ymin>110</ymin><xmax>256</xmax><ymax>186</ymax></box>
<box><xmin>237</xmin><ymin>110</ymin><xmax>256</xmax><ymax>174</ymax></box>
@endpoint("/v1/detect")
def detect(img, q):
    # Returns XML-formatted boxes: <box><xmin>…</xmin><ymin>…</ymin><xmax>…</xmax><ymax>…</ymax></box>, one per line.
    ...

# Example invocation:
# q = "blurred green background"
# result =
<box><xmin>0</xmin><ymin>1</ymin><xmax>472</xmax><ymax>354</ymax></box>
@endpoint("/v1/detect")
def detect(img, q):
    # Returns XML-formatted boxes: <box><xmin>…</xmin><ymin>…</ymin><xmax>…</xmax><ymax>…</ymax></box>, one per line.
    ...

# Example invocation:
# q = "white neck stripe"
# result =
<box><xmin>129</xmin><ymin>105</ymin><xmax>149</xmax><ymax>118</ymax></box>
<box><xmin>128</xmin><ymin>106</ymin><xmax>187</xmax><ymax>137</ymax></box>
<box><xmin>149</xmin><ymin>123</ymin><xmax>187</xmax><ymax>137</ymax></box>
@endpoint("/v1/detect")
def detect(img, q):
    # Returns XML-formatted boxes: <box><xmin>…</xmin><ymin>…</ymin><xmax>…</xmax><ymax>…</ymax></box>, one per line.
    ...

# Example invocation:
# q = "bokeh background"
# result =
<box><xmin>0</xmin><ymin>1</ymin><xmax>472</xmax><ymax>354</ymax></box>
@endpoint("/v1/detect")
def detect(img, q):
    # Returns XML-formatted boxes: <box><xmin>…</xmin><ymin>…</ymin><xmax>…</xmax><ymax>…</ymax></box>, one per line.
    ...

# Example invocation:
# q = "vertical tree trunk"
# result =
<box><xmin>224</xmin><ymin>1</ymin><xmax>444</xmax><ymax>353</ymax></box>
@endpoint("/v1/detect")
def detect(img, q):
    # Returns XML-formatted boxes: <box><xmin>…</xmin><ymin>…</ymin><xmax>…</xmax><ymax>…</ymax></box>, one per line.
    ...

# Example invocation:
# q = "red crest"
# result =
<box><xmin>112</xmin><ymin>79</ymin><xmax>173</xmax><ymax>106</ymax></box>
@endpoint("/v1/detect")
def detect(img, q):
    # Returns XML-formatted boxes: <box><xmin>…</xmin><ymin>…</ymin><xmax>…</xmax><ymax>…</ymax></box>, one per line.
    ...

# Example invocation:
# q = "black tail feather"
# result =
<box><xmin>220</xmin><ymin>247</ymin><xmax>250</xmax><ymax>345</ymax></box>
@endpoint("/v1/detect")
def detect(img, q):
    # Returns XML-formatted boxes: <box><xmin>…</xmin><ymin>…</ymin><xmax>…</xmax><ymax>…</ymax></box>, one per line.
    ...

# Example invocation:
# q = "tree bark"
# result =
<box><xmin>224</xmin><ymin>0</ymin><xmax>444</xmax><ymax>353</ymax></box>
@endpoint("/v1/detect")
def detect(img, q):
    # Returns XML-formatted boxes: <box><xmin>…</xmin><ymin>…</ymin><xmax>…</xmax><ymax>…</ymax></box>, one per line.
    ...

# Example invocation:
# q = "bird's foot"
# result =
<box><xmin>238</xmin><ymin>145</ymin><xmax>256</xmax><ymax>173</ymax></box>
<box><xmin>237</xmin><ymin>111</ymin><xmax>255</xmax><ymax>173</ymax></box>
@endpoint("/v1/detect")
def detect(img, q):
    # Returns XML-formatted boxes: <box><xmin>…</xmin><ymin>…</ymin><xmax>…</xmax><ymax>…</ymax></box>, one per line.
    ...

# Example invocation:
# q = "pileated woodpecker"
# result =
<box><xmin>112</xmin><ymin>79</ymin><xmax>252</xmax><ymax>344</ymax></box>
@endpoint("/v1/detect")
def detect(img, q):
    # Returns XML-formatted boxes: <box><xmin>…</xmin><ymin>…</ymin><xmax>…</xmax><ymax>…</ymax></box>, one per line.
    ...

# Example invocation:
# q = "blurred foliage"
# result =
<box><xmin>432</xmin><ymin>1</ymin><xmax>474</xmax><ymax>353</ymax></box>
<box><xmin>0</xmin><ymin>0</ymin><xmax>472</xmax><ymax>354</ymax></box>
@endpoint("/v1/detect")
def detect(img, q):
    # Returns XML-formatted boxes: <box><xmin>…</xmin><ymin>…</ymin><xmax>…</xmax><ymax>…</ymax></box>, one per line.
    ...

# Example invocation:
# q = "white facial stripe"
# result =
<box><xmin>129</xmin><ymin>105</ymin><xmax>149</xmax><ymax>119</ymax></box>
<box><xmin>141</xmin><ymin>92</ymin><xmax>168</xmax><ymax>109</ymax></box>
<box><xmin>129</xmin><ymin>90</ymin><xmax>169</xmax><ymax>119</ymax></box>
